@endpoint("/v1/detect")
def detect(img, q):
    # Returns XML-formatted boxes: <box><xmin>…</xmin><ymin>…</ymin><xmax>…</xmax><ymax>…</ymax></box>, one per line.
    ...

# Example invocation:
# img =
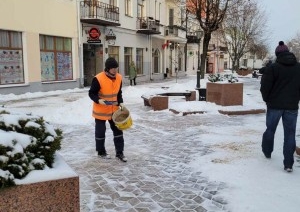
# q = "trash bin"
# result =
<box><xmin>199</xmin><ymin>88</ymin><xmax>206</xmax><ymax>101</ymax></box>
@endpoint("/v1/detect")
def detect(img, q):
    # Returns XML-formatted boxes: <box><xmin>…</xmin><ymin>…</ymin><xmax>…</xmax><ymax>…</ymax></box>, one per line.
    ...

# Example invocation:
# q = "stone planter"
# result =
<box><xmin>206</xmin><ymin>82</ymin><xmax>243</xmax><ymax>106</ymax></box>
<box><xmin>0</xmin><ymin>156</ymin><xmax>79</xmax><ymax>212</ymax></box>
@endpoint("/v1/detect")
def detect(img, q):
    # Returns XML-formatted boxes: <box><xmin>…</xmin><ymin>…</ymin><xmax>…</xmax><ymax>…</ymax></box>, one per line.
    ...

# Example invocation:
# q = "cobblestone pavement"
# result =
<box><xmin>4</xmin><ymin>77</ymin><xmax>262</xmax><ymax>212</ymax></box>
<box><xmin>55</xmin><ymin>85</ymin><xmax>250</xmax><ymax>212</ymax></box>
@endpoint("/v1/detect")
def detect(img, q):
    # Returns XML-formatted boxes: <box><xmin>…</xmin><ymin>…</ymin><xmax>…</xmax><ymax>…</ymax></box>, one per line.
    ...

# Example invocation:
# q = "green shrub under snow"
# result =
<box><xmin>0</xmin><ymin>110</ymin><xmax>62</xmax><ymax>189</ymax></box>
<box><xmin>208</xmin><ymin>73</ymin><xmax>239</xmax><ymax>83</ymax></box>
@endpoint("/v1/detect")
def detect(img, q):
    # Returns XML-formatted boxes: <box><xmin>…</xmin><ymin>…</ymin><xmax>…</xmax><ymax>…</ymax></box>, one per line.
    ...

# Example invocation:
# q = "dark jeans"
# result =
<box><xmin>130</xmin><ymin>77</ymin><xmax>136</xmax><ymax>86</ymax></box>
<box><xmin>95</xmin><ymin>119</ymin><xmax>124</xmax><ymax>154</ymax></box>
<box><xmin>262</xmin><ymin>109</ymin><xmax>297</xmax><ymax>167</ymax></box>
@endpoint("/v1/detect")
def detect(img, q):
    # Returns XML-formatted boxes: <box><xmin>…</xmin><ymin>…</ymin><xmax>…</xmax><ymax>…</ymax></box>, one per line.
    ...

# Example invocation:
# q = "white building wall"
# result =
<box><xmin>0</xmin><ymin>0</ymin><xmax>80</xmax><ymax>94</ymax></box>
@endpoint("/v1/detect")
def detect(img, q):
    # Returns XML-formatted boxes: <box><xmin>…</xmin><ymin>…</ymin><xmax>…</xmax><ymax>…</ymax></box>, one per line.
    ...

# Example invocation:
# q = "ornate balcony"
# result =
<box><xmin>80</xmin><ymin>1</ymin><xmax>120</xmax><ymax>26</ymax></box>
<box><xmin>136</xmin><ymin>17</ymin><xmax>161</xmax><ymax>35</ymax></box>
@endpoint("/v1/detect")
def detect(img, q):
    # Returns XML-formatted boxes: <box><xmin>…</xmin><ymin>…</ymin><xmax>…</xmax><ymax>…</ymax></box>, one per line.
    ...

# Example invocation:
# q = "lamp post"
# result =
<box><xmin>184</xmin><ymin>9</ymin><xmax>188</xmax><ymax>72</ymax></box>
<box><xmin>196</xmin><ymin>30</ymin><xmax>203</xmax><ymax>89</ymax></box>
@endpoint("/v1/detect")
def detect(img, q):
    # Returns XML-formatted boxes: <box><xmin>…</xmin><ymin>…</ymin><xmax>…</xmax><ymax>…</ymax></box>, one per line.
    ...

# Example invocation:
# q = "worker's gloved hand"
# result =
<box><xmin>98</xmin><ymin>99</ymin><xmax>106</xmax><ymax>105</ymax></box>
<box><xmin>119</xmin><ymin>103</ymin><xmax>125</xmax><ymax>111</ymax></box>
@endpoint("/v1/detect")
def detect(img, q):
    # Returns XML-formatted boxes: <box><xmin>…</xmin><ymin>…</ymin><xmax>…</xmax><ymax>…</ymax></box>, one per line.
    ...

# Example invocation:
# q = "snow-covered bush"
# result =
<box><xmin>208</xmin><ymin>73</ymin><xmax>239</xmax><ymax>83</ymax></box>
<box><xmin>0</xmin><ymin>110</ymin><xmax>62</xmax><ymax>189</ymax></box>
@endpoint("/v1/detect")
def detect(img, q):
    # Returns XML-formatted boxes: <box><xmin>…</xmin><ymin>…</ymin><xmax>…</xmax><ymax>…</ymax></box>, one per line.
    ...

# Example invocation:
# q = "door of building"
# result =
<box><xmin>83</xmin><ymin>44</ymin><xmax>103</xmax><ymax>86</ymax></box>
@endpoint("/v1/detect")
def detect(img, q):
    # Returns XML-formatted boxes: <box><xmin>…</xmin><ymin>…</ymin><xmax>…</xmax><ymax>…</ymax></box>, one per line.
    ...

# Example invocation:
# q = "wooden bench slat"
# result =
<box><xmin>158</xmin><ymin>92</ymin><xmax>192</xmax><ymax>97</ymax></box>
<box><xmin>141</xmin><ymin>90</ymin><xmax>196</xmax><ymax>111</ymax></box>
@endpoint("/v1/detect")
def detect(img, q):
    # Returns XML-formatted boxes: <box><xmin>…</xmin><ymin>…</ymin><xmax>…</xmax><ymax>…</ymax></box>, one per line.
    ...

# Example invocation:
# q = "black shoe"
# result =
<box><xmin>98</xmin><ymin>151</ymin><xmax>111</xmax><ymax>159</ymax></box>
<box><xmin>263</xmin><ymin>152</ymin><xmax>271</xmax><ymax>159</ymax></box>
<box><xmin>284</xmin><ymin>166</ymin><xmax>293</xmax><ymax>173</ymax></box>
<box><xmin>116</xmin><ymin>153</ymin><xmax>127</xmax><ymax>162</ymax></box>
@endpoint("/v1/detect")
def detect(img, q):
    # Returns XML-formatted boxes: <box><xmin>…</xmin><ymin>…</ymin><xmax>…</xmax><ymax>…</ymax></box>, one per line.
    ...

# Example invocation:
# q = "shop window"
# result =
<box><xmin>40</xmin><ymin>35</ymin><xmax>73</xmax><ymax>81</ymax></box>
<box><xmin>124</xmin><ymin>47</ymin><xmax>132</xmax><ymax>76</ymax></box>
<box><xmin>152</xmin><ymin>49</ymin><xmax>160</xmax><ymax>74</ymax></box>
<box><xmin>177</xmin><ymin>50</ymin><xmax>183</xmax><ymax>71</ymax></box>
<box><xmin>0</xmin><ymin>30</ymin><xmax>24</xmax><ymax>85</ymax></box>
<box><xmin>125</xmin><ymin>0</ymin><xmax>131</xmax><ymax>16</ymax></box>
<box><xmin>136</xmin><ymin>48</ymin><xmax>143</xmax><ymax>75</ymax></box>
<box><xmin>108</xmin><ymin>46</ymin><xmax>119</xmax><ymax>66</ymax></box>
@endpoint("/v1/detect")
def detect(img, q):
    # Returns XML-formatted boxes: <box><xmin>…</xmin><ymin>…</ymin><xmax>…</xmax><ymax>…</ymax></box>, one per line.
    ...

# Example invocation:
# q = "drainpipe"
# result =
<box><xmin>184</xmin><ymin>9</ymin><xmax>187</xmax><ymax>72</ymax></box>
<box><xmin>76</xmin><ymin>1</ymin><xmax>84</xmax><ymax>88</ymax></box>
<box><xmin>149</xmin><ymin>34</ymin><xmax>152</xmax><ymax>81</ymax></box>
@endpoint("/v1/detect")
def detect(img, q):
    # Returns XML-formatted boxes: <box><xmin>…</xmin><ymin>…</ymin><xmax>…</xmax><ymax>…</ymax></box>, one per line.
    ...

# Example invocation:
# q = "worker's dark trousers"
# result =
<box><xmin>95</xmin><ymin>119</ymin><xmax>124</xmax><ymax>154</ymax></box>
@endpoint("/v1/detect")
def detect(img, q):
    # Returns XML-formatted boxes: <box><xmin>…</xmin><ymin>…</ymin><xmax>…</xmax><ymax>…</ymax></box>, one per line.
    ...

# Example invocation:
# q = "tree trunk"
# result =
<box><xmin>200</xmin><ymin>33</ymin><xmax>211</xmax><ymax>79</ymax></box>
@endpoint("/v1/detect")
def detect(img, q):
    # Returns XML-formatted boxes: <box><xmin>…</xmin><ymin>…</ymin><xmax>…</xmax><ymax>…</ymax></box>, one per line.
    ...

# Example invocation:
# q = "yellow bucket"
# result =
<box><xmin>112</xmin><ymin>107</ymin><xmax>133</xmax><ymax>130</ymax></box>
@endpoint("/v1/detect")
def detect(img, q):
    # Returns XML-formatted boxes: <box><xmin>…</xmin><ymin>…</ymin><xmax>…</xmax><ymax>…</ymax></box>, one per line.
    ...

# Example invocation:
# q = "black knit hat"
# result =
<box><xmin>105</xmin><ymin>57</ymin><xmax>118</xmax><ymax>71</ymax></box>
<box><xmin>275</xmin><ymin>41</ymin><xmax>289</xmax><ymax>56</ymax></box>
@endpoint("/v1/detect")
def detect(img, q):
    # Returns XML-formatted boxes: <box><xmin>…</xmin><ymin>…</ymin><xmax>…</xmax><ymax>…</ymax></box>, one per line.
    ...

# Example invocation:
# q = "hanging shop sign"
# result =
<box><xmin>87</xmin><ymin>27</ymin><xmax>101</xmax><ymax>43</ymax></box>
<box><xmin>105</xmin><ymin>29</ymin><xmax>116</xmax><ymax>45</ymax></box>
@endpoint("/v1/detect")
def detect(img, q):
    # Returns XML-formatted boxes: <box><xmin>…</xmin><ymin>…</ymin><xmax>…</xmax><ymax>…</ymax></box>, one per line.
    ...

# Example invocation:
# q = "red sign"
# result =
<box><xmin>88</xmin><ymin>28</ymin><xmax>101</xmax><ymax>43</ymax></box>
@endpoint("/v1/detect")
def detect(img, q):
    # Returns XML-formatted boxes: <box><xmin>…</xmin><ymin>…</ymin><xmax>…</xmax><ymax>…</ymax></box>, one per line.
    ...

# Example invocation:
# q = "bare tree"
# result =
<box><xmin>287</xmin><ymin>32</ymin><xmax>300</xmax><ymax>61</ymax></box>
<box><xmin>221</xmin><ymin>0</ymin><xmax>268</xmax><ymax>71</ymax></box>
<box><xmin>249</xmin><ymin>42</ymin><xmax>269</xmax><ymax>61</ymax></box>
<box><xmin>187</xmin><ymin>0</ymin><xmax>231</xmax><ymax>79</ymax></box>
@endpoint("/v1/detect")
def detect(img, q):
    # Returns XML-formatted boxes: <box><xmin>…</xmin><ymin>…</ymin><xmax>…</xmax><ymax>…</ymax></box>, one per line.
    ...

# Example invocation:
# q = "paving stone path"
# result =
<box><xmin>4</xmin><ymin>77</ymin><xmax>265</xmax><ymax>212</ymax></box>
<box><xmin>59</xmin><ymin>106</ymin><xmax>233</xmax><ymax>212</ymax></box>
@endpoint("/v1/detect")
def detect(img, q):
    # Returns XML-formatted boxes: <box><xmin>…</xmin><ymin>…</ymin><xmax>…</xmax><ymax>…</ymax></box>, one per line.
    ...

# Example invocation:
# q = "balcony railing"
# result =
<box><xmin>165</xmin><ymin>25</ymin><xmax>186</xmax><ymax>42</ymax></box>
<box><xmin>136</xmin><ymin>17</ymin><xmax>161</xmax><ymax>35</ymax></box>
<box><xmin>186</xmin><ymin>35</ymin><xmax>200</xmax><ymax>43</ymax></box>
<box><xmin>186</xmin><ymin>32</ymin><xmax>201</xmax><ymax>43</ymax></box>
<box><xmin>80</xmin><ymin>1</ymin><xmax>120</xmax><ymax>26</ymax></box>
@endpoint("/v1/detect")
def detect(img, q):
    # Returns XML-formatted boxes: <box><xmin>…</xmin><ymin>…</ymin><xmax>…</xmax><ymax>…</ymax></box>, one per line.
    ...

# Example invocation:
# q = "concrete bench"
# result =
<box><xmin>141</xmin><ymin>91</ymin><xmax>196</xmax><ymax>111</ymax></box>
<box><xmin>158</xmin><ymin>91</ymin><xmax>196</xmax><ymax>101</ymax></box>
<box><xmin>141</xmin><ymin>95</ymin><xmax>169</xmax><ymax>111</ymax></box>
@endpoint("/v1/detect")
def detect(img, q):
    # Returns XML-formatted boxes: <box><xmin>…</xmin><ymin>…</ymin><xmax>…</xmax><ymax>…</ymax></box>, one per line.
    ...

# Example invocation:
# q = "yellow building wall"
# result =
<box><xmin>0</xmin><ymin>0</ymin><xmax>79</xmax><ymax>83</ymax></box>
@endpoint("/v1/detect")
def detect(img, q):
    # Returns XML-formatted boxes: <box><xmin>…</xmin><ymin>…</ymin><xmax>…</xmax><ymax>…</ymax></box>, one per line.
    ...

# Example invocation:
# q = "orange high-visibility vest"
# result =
<box><xmin>92</xmin><ymin>72</ymin><xmax>122</xmax><ymax>120</ymax></box>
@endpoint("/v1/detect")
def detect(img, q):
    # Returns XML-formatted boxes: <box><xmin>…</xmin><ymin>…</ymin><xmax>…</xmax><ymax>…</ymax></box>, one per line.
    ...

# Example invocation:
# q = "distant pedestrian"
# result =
<box><xmin>260</xmin><ymin>41</ymin><xmax>300</xmax><ymax>172</ymax></box>
<box><xmin>129</xmin><ymin>61</ymin><xmax>137</xmax><ymax>86</ymax></box>
<box><xmin>88</xmin><ymin>57</ymin><xmax>127</xmax><ymax>162</ymax></box>
<box><xmin>252</xmin><ymin>70</ymin><xmax>258</xmax><ymax>78</ymax></box>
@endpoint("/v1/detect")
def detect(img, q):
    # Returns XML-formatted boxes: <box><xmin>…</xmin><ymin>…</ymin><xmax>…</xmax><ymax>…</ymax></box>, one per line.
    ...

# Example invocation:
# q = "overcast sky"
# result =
<box><xmin>260</xmin><ymin>0</ymin><xmax>300</xmax><ymax>53</ymax></box>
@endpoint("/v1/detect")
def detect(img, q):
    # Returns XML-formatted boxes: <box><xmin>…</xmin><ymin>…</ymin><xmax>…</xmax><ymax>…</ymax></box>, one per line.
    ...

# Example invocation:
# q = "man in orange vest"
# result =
<box><xmin>88</xmin><ymin>57</ymin><xmax>127</xmax><ymax>162</ymax></box>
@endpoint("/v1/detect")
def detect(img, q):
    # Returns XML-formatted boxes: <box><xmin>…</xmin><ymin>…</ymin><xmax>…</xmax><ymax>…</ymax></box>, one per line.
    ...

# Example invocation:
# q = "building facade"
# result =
<box><xmin>2</xmin><ymin>0</ymin><xmax>233</xmax><ymax>95</ymax></box>
<box><xmin>0</xmin><ymin>0</ymin><xmax>80</xmax><ymax>95</ymax></box>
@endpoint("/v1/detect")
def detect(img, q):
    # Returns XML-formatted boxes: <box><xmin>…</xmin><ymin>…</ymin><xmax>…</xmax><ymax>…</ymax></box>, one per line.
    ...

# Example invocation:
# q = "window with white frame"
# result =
<box><xmin>125</xmin><ymin>0</ymin><xmax>131</xmax><ymax>16</ymax></box>
<box><xmin>40</xmin><ymin>35</ymin><xmax>73</xmax><ymax>81</ymax></box>
<box><xmin>153</xmin><ymin>49</ymin><xmax>160</xmax><ymax>74</ymax></box>
<box><xmin>136</xmin><ymin>48</ymin><xmax>143</xmax><ymax>75</ymax></box>
<box><xmin>177</xmin><ymin>50</ymin><xmax>183</xmax><ymax>71</ymax></box>
<box><xmin>137</xmin><ymin>3</ymin><xmax>143</xmax><ymax>18</ymax></box>
<box><xmin>169</xmin><ymin>8</ymin><xmax>174</xmax><ymax>26</ymax></box>
<box><xmin>124</xmin><ymin>47</ymin><xmax>132</xmax><ymax>75</ymax></box>
<box><xmin>108</xmin><ymin>46</ymin><xmax>119</xmax><ymax>65</ymax></box>
<box><xmin>0</xmin><ymin>30</ymin><xmax>24</xmax><ymax>85</ymax></box>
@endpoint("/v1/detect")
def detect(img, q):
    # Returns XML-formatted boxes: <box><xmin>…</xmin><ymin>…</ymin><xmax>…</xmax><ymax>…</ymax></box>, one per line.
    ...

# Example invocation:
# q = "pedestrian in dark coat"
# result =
<box><xmin>260</xmin><ymin>41</ymin><xmax>300</xmax><ymax>172</ymax></box>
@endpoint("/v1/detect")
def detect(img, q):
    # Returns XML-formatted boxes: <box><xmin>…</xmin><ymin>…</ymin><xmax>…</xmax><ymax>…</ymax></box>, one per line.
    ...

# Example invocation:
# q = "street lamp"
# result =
<box><xmin>196</xmin><ymin>30</ymin><xmax>203</xmax><ymax>89</ymax></box>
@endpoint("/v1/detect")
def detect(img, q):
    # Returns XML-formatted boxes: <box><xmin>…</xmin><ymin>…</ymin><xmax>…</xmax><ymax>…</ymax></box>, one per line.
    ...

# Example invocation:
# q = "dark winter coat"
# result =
<box><xmin>259</xmin><ymin>60</ymin><xmax>272</xmax><ymax>75</ymax></box>
<box><xmin>260</xmin><ymin>52</ymin><xmax>300</xmax><ymax>110</ymax></box>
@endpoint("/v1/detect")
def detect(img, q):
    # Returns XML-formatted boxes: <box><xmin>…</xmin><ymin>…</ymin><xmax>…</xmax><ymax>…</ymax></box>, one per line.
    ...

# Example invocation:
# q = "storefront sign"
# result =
<box><xmin>87</xmin><ymin>28</ymin><xmax>101</xmax><ymax>43</ymax></box>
